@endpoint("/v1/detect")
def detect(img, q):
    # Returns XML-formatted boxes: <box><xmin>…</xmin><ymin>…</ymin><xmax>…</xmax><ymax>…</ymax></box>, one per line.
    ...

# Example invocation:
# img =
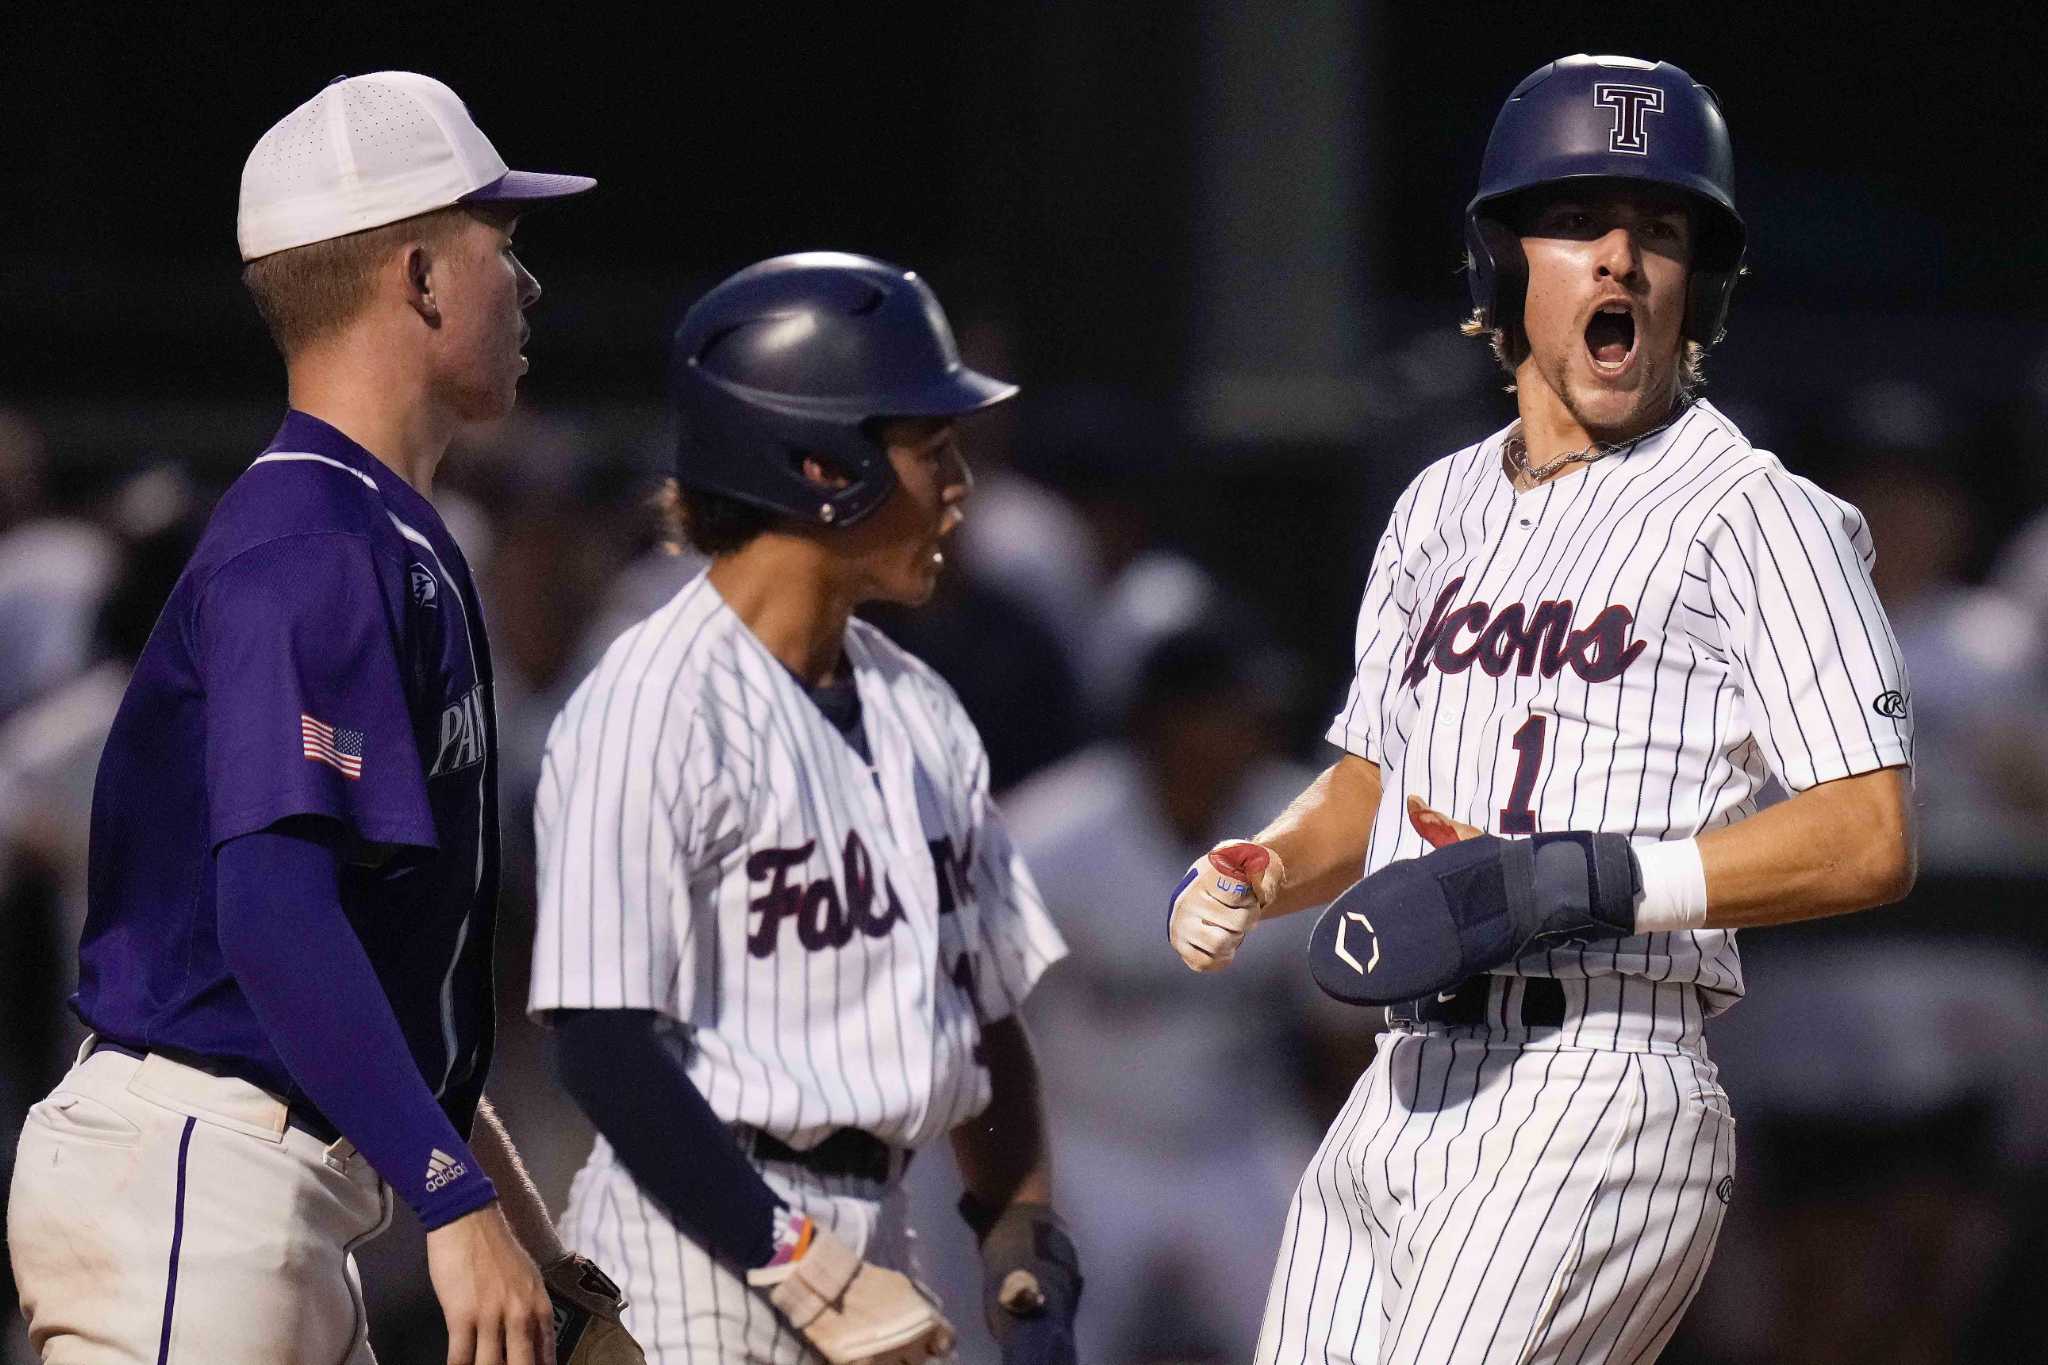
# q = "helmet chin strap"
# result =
<box><xmin>1505</xmin><ymin>397</ymin><xmax>1690</xmax><ymax>484</ymax></box>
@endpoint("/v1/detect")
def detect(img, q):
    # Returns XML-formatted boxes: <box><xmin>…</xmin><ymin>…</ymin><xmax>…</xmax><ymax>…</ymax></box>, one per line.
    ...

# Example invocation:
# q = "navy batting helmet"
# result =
<box><xmin>1464</xmin><ymin>55</ymin><xmax>1745</xmax><ymax>344</ymax></box>
<box><xmin>670</xmin><ymin>251</ymin><xmax>1017</xmax><ymax>528</ymax></box>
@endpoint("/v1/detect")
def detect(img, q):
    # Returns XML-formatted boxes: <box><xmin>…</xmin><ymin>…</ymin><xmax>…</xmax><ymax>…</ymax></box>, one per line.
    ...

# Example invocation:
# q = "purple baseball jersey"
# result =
<box><xmin>74</xmin><ymin>410</ymin><xmax>499</xmax><ymax>1130</ymax></box>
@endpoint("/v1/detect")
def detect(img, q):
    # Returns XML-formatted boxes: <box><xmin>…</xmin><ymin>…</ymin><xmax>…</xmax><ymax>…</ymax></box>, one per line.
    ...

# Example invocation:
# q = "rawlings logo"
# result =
<box><xmin>1402</xmin><ymin>577</ymin><xmax>1646</xmax><ymax>688</ymax></box>
<box><xmin>1872</xmin><ymin>690</ymin><xmax>1909</xmax><ymax>720</ymax></box>
<box><xmin>746</xmin><ymin>830</ymin><xmax>906</xmax><ymax>957</ymax></box>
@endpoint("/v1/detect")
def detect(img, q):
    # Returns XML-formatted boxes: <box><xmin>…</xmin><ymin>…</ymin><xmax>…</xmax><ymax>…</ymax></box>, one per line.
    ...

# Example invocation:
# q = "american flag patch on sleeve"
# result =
<box><xmin>301</xmin><ymin>714</ymin><xmax>365</xmax><ymax>779</ymax></box>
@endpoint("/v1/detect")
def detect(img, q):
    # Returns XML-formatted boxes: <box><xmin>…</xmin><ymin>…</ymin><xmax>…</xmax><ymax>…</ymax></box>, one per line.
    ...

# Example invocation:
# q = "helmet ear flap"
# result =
<box><xmin>1682</xmin><ymin>267</ymin><xmax>1737</xmax><ymax>346</ymax></box>
<box><xmin>1464</xmin><ymin>214</ymin><xmax>1526</xmax><ymax>332</ymax></box>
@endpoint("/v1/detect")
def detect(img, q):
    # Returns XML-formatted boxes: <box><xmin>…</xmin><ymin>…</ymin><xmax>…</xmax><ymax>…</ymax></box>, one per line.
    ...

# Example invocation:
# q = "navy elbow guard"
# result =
<box><xmin>1307</xmin><ymin>831</ymin><xmax>1639</xmax><ymax>1007</ymax></box>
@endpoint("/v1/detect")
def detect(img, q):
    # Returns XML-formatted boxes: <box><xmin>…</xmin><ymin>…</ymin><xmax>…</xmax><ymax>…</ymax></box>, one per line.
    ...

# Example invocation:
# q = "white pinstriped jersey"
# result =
<box><xmin>529</xmin><ymin>571</ymin><xmax>1065</xmax><ymax>1151</ymax></box>
<box><xmin>1329</xmin><ymin>400</ymin><xmax>1913</xmax><ymax>1020</ymax></box>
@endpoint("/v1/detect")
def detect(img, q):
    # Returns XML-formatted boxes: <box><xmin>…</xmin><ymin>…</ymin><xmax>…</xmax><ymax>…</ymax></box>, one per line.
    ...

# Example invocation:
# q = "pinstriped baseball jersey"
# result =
<box><xmin>1328</xmin><ymin>399</ymin><xmax>1913</xmax><ymax>1028</ymax></box>
<box><xmin>529</xmin><ymin>570</ymin><xmax>1065</xmax><ymax>1152</ymax></box>
<box><xmin>1255</xmin><ymin>399</ymin><xmax>1900</xmax><ymax>1365</ymax></box>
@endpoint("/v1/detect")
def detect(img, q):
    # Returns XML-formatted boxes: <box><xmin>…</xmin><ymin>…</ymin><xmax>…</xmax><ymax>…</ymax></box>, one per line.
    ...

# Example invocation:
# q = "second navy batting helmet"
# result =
<box><xmin>1464</xmin><ymin>55</ymin><xmax>1746</xmax><ymax>344</ymax></box>
<box><xmin>671</xmin><ymin>252</ymin><xmax>1017</xmax><ymax>527</ymax></box>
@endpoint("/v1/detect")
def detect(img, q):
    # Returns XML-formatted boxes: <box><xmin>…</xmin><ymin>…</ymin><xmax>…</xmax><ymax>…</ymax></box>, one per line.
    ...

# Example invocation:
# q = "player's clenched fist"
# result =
<box><xmin>747</xmin><ymin>1222</ymin><xmax>954</xmax><ymax>1364</ymax></box>
<box><xmin>1169</xmin><ymin>840</ymin><xmax>1287</xmax><ymax>972</ymax></box>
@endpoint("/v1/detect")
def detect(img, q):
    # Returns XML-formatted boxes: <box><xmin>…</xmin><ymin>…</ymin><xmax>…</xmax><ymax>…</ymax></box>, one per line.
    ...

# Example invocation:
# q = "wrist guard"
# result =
<box><xmin>1308</xmin><ymin>830</ymin><xmax>1639</xmax><ymax>1006</ymax></box>
<box><xmin>960</xmin><ymin>1195</ymin><xmax>1083</xmax><ymax>1351</ymax></box>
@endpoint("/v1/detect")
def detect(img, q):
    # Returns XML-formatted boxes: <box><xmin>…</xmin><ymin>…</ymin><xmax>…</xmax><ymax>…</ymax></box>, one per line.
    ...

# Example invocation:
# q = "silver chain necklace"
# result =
<box><xmin>1506</xmin><ymin>402</ymin><xmax>1690</xmax><ymax>484</ymax></box>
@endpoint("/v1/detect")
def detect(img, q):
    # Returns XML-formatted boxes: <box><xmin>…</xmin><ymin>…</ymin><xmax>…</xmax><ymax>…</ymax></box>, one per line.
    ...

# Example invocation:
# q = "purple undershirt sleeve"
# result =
<box><xmin>215</xmin><ymin>818</ymin><xmax>496</xmax><ymax>1230</ymax></box>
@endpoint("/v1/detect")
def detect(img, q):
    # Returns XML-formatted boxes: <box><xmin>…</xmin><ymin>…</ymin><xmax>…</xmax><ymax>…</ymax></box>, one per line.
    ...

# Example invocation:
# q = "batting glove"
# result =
<box><xmin>746</xmin><ymin>1220</ymin><xmax>954</xmax><ymax>1365</ymax></box>
<box><xmin>1169</xmin><ymin>841</ymin><xmax>1287</xmax><ymax>972</ymax></box>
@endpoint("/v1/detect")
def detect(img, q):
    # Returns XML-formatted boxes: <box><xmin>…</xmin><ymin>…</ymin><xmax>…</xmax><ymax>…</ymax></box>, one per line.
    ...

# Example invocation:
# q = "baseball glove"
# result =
<box><xmin>544</xmin><ymin>1254</ymin><xmax>646</xmax><ymax>1365</ymax></box>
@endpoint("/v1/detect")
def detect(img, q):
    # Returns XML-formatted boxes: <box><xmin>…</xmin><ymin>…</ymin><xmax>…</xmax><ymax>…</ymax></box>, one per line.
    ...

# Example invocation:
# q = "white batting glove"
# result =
<box><xmin>746</xmin><ymin>1222</ymin><xmax>954</xmax><ymax>1365</ymax></box>
<box><xmin>1169</xmin><ymin>840</ymin><xmax>1287</xmax><ymax>972</ymax></box>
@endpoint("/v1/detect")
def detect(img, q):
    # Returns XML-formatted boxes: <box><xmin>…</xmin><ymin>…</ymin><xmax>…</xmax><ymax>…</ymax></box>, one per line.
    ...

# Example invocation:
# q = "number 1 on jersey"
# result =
<box><xmin>1499</xmin><ymin>715</ymin><xmax>1547</xmax><ymax>834</ymax></box>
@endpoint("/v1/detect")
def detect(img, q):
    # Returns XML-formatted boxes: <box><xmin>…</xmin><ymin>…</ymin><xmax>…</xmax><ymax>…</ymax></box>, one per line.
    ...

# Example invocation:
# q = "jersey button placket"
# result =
<box><xmin>1510</xmin><ymin>478</ymin><xmax>1558</xmax><ymax>534</ymax></box>
<box><xmin>1504</xmin><ymin>493</ymin><xmax>1537</xmax><ymax>541</ymax></box>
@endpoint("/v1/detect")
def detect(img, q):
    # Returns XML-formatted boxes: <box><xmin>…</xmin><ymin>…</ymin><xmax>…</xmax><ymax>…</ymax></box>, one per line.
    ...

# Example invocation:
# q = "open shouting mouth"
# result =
<box><xmin>1584</xmin><ymin>301</ymin><xmax>1637</xmax><ymax>377</ymax></box>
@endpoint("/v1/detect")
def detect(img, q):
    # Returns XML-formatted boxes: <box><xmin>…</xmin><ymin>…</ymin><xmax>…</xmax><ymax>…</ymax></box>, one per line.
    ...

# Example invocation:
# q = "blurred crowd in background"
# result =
<box><xmin>3</xmin><ymin>315</ymin><xmax>2048</xmax><ymax>1363</ymax></box>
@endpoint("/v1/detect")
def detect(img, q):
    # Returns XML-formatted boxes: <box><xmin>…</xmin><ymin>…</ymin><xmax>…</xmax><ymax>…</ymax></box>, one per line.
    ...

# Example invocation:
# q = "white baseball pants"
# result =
<box><xmin>8</xmin><ymin>1040</ymin><xmax>391</xmax><ymax>1364</ymax></box>
<box><xmin>1255</xmin><ymin>1006</ymin><xmax>1735</xmax><ymax>1364</ymax></box>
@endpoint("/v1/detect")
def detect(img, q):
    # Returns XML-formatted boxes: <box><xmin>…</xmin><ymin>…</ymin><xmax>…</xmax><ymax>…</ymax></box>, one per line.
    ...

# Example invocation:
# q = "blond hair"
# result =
<box><xmin>241</xmin><ymin>206</ymin><xmax>468</xmax><ymax>358</ymax></box>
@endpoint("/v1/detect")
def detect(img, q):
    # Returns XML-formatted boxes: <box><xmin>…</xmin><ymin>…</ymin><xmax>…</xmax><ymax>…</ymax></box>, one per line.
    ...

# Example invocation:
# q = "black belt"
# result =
<box><xmin>745</xmin><ymin>1126</ymin><xmax>909</xmax><ymax>1184</ymax></box>
<box><xmin>1385</xmin><ymin>976</ymin><xmax>1567</xmax><ymax>1030</ymax></box>
<box><xmin>90</xmin><ymin>1039</ymin><xmax>343</xmax><ymax>1147</ymax></box>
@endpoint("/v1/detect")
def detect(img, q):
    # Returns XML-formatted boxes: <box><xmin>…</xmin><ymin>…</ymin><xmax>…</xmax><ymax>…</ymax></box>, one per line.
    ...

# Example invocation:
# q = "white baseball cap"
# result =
<box><xmin>237</xmin><ymin>71</ymin><xmax>595</xmax><ymax>261</ymax></box>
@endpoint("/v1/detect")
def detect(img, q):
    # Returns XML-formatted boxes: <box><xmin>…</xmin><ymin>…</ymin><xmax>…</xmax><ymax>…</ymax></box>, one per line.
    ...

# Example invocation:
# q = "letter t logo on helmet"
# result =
<box><xmin>1593</xmin><ymin>84</ymin><xmax>1666</xmax><ymax>155</ymax></box>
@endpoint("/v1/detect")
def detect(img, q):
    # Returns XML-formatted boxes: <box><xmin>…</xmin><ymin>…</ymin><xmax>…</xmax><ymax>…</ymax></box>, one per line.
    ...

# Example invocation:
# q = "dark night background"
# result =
<box><xmin>11</xmin><ymin>8</ymin><xmax>2043</xmax><ymax>395</ymax></box>
<box><xmin>3</xmin><ymin>5</ymin><xmax>2046</xmax><ymax>1363</ymax></box>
